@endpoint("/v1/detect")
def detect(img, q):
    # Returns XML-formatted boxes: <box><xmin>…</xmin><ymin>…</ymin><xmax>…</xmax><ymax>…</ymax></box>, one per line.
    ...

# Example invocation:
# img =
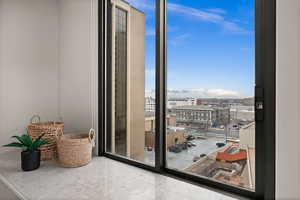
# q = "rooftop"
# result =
<box><xmin>145</xmin><ymin>112</ymin><xmax>176</xmax><ymax>119</ymax></box>
<box><xmin>171</xmin><ymin>105</ymin><xmax>214</xmax><ymax>111</ymax></box>
<box><xmin>145</xmin><ymin>111</ymin><xmax>155</xmax><ymax>118</ymax></box>
<box><xmin>168</xmin><ymin>97</ymin><xmax>196</xmax><ymax>101</ymax></box>
<box><xmin>167</xmin><ymin>126</ymin><xmax>185</xmax><ymax>132</ymax></box>
<box><xmin>240</xmin><ymin>122</ymin><xmax>255</xmax><ymax>130</ymax></box>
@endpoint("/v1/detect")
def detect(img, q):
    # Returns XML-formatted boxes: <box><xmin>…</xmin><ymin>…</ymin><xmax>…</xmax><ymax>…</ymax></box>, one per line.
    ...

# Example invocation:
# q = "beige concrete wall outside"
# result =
<box><xmin>145</xmin><ymin>115</ymin><xmax>176</xmax><ymax>133</ymax></box>
<box><xmin>129</xmin><ymin>7</ymin><xmax>145</xmax><ymax>161</ymax></box>
<box><xmin>167</xmin><ymin>130</ymin><xmax>186</xmax><ymax>147</ymax></box>
<box><xmin>145</xmin><ymin>130</ymin><xmax>186</xmax><ymax>148</ymax></box>
<box><xmin>167</xmin><ymin>115</ymin><xmax>177</xmax><ymax>127</ymax></box>
<box><xmin>239</xmin><ymin>123</ymin><xmax>255</xmax><ymax>149</ymax></box>
<box><xmin>145</xmin><ymin>132</ymin><xmax>155</xmax><ymax>148</ymax></box>
<box><xmin>145</xmin><ymin>117</ymin><xmax>155</xmax><ymax>132</ymax></box>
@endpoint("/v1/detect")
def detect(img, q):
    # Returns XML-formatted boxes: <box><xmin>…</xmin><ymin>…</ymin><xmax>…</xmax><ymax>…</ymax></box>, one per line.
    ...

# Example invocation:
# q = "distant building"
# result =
<box><xmin>145</xmin><ymin>112</ymin><xmax>176</xmax><ymax>133</ymax></box>
<box><xmin>145</xmin><ymin>127</ymin><xmax>186</xmax><ymax>149</ymax></box>
<box><xmin>145</xmin><ymin>112</ymin><xmax>155</xmax><ymax>133</ymax></box>
<box><xmin>167</xmin><ymin>97</ymin><xmax>196</xmax><ymax>109</ymax></box>
<box><xmin>145</xmin><ymin>112</ymin><xmax>185</xmax><ymax>148</ymax></box>
<box><xmin>170</xmin><ymin>105</ymin><xmax>230</xmax><ymax>129</ymax></box>
<box><xmin>196</xmin><ymin>99</ymin><xmax>203</xmax><ymax>105</ymax></box>
<box><xmin>230</xmin><ymin>105</ymin><xmax>255</xmax><ymax>122</ymax></box>
<box><xmin>195</xmin><ymin>98</ymin><xmax>254</xmax><ymax>107</ymax></box>
<box><xmin>145</xmin><ymin>97</ymin><xmax>155</xmax><ymax>112</ymax></box>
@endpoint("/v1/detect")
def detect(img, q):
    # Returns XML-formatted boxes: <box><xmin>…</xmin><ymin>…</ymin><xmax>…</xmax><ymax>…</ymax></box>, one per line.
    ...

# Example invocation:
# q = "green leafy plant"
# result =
<box><xmin>3</xmin><ymin>132</ymin><xmax>49</xmax><ymax>152</ymax></box>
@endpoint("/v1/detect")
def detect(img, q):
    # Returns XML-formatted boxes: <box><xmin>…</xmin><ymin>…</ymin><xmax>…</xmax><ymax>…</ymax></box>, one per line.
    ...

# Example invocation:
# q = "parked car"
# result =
<box><xmin>187</xmin><ymin>142</ymin><xmax>196</xmax><ymax>147</ymax></box>
<box><xmin>179</xmin><ymin>143</ymin><xmax>188</xmax><ymax>150</ymax></box>
<box><xmin>169</xmin><ymin>146</ymin><xmax>182</xmax><ymax>153</ymax></box>
<box><xmin>186</xmin><ymin>135</ymin><xmax>195</xmax><ymax>141</ymax></box>
<box><xmin>216</xmin><ymin>142</ymin><xmax>226</xmax><ymax>148</ymax></box>
<box><xmin>147</xmin><ymin>146</ymin><xmax>153</xmax><ymax>151</ymax></box>
<box><xmin>193</xmin><ymin>156</ymin><xmax>200</xmax><ymax>162</ymax></box>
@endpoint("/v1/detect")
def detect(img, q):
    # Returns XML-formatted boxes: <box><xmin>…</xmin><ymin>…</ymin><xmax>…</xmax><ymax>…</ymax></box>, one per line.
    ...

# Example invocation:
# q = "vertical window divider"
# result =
<box><xmin>155</xmin><ymin>0</ymin><xmax>167</xmax><ymax>171</ymax></box>
<box><xmin>98</xmin><ymin>0</ymin><xmax>106</xmax><ymax>156</ymax></box>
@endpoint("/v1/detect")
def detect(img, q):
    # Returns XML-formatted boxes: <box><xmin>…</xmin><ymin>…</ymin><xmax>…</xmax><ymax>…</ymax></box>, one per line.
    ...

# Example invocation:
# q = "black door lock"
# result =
<box><xmin>255</xmin><ymin>87</ymin><xmax>264</xmax><ymax>121</ymax></box>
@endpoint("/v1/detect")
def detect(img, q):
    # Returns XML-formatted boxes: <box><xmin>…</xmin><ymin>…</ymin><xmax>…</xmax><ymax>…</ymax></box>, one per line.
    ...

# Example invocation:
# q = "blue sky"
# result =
<box><xmin>127</xmin><ymin>0</ymin><xmax>255</xmax><ymax>98</ymax></box>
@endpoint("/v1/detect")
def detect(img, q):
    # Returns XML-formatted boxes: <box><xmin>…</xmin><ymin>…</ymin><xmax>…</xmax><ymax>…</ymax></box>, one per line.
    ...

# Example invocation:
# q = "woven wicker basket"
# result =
<box><xmin>56</xmin><ymin>129</ymin><xmax>95</xmax><ymax>168</ymax></box>
<box><xmin>28</xmin><ymin>115</ymin><xmax>64</xmax><ymax>161</ymax></box>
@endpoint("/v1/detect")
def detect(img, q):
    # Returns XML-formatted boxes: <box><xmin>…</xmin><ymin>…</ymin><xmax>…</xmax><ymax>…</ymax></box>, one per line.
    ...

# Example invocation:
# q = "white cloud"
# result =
<box><xmin>192</xmin><ymin>88</ymin><xmax>241</xmax><ymax>98</ymax></box>
<box><xmin>145</xmin><ymin>88</ymin><xmax>244</xmax><ymax>99</ymax></box>
<box><xmin>169</xmin><ymin>88</ymin><xmax>243</xmax><ymax>98</ymax></box>
<box><xmin>174</xmin><ymin>33</ymin><xmax>190</xmax><ymax>40</ymax></box>
<box><xmin>221</xmin><ymin>21</ymin><xmax>251</xmax><ymax>34</ymax></box>
<box><xmin>169</xmin><ymin>33</ymin><xmax>190</xmax><ymax>46</ymax></box>
<box><xmin>205</xmin><ymin>8</ymin><xmax>227</xmax><ymax>15</ymax></box>
<box><xmin>168</xmin><ymin>3</ymin><xmax>250</xmax><ymax>34</ymax></box>
<box><xmin>125</xmin><ymin>1</ymin><xmax>250</xmax><ymax>34</ymax></box>
<box><xmin>168</xmin><ymin>3</ymin><xmax>224</xmax><ymax>23</ymax></box>
<box><xmin>146</xmin><ymin>28</ymin><xmax>155</xmax><ymax>36</ymax></box>
<box><xmin>145</xmin><ymin>68</ymin><xmax>155</xmax><ymax>77</ymax></box>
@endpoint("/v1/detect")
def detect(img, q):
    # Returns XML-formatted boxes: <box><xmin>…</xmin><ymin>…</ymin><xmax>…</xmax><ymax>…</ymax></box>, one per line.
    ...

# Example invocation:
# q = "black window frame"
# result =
<box><xmin>98</xmin><ymin>0</ymin><xmax>276</xmax><ymax>199</ymax></box>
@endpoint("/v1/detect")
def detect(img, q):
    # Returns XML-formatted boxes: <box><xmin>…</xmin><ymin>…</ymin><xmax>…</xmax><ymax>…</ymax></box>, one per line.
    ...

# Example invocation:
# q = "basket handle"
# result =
<box><xmin>54</xmin><ymin>117</ymin><xmax>64</xmax><ymax>126</ymax></box>
<box><xmin>30</xmin><ymin>115</ymin><xmax>41</xmax><ymax>124</ymax></box>
<box><xmin>57</xmin><ymin>116</ymin><xmax>63</xmax><ymax>123</ymax></box>
<box><xmin>88</xmin><ymin>129</ymin><xmax>96</xmax><ymax>147</ymax></box>
<box><xmin>55</xmin><ymin>129</ymin><xmax>63</xmax><ymax>141</ymax></box>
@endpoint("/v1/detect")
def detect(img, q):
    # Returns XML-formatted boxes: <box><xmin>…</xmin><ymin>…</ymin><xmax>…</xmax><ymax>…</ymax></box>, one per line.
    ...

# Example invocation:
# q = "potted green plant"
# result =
<box><xmin>3</xmin><ymin>132</ymin><xmax>49</xmax><ymax>171</ymax></box>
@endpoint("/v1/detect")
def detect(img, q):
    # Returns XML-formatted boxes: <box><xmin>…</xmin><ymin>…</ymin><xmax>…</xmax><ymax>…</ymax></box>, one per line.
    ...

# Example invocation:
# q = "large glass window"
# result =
<box><xmin>103</xmin><ymin>0</ymin><xmax>276</xmax><ymax>197</ymax></box>
<box><xmin>166</xmin><ymin>0</ymin><xmax>255</xmax><ymax>191</ymax></box>
<box><xmin>106</xmin><ymin>0</ymin><xmax>156</xmax><ymax>165</ymax></box>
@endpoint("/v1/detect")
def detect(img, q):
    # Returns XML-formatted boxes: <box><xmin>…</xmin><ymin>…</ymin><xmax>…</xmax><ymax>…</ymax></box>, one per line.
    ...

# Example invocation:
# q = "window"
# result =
<box><xmin>101</xmin><ymin>0</ymin><xmax>275</xmax><ymax>198</ymax></box>
<box><xmin>166</xmin><ymin>0</ymin><xmax>255</xmax><ymax>191</ymax></box>
<box><xmin>106</xmin><ymin>0</ymin><xmax>156</xmax><ymax>165</ymax></box>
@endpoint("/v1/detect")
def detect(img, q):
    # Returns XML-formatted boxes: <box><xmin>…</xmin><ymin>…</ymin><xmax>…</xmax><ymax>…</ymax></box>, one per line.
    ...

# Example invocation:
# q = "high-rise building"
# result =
<box><xmin>108</xmin><ymin>0</ymin><xmax>145</xmax><ymax>161</ymax></box>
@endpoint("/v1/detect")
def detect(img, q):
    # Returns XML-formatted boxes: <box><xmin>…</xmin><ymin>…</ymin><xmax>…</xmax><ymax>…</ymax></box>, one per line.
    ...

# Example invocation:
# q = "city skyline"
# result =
<box><xmin>127</xmin><ymin>0</ymin><xmax>255</xmax><ymax>98</ymax></box>
<box><xmin>145</xmin><ymin>88</ymin><xmax>254</xmax><ymax>99</ymax></box>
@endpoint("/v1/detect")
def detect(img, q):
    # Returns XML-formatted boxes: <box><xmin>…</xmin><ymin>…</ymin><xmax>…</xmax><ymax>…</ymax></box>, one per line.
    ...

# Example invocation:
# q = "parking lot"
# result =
<box><xmin>144</xmin><ymin>135</ymin><xmax>226</xmax><ymax>169</ymax></box>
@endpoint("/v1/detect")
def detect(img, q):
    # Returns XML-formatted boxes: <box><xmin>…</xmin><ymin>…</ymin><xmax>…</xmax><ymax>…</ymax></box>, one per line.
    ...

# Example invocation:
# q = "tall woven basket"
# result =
<box><xmin>56</xmin><ymin>129</ymin><xmax>95</xmax><ymax>168</ymax></box>
<box><xmin>28</xmin><ymin>115</ymin><xmax>64</xmax><ymax>161</ymax></box>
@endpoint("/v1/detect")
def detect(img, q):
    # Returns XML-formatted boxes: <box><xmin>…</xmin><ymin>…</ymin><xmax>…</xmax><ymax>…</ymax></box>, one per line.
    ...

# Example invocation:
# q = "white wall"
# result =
<box><xmin>276</xmin><ymin>0</ymin><xmax>300</xmax><ymax>199</ymax></box>
<box><xmin>58</xmin><ymin>0</ymin><xmax>97</xmax><ymax>134</ymax></box>
<box><xmin>0</xmin><ymin>0</ymin><xmax>60</xmax><ymax>145</ymax></box>
<box><xmin>0</xmin><ymin>0</ymin><xmax>98</xmax><ymax>148</ymax></box>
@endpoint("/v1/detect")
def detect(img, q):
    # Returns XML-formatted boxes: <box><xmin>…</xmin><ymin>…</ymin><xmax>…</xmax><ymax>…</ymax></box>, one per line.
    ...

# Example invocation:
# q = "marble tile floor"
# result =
<box><xmin>0</xmin><ymin>150</ymin><xmax>245</xmax><ymax>200</ymax></box>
